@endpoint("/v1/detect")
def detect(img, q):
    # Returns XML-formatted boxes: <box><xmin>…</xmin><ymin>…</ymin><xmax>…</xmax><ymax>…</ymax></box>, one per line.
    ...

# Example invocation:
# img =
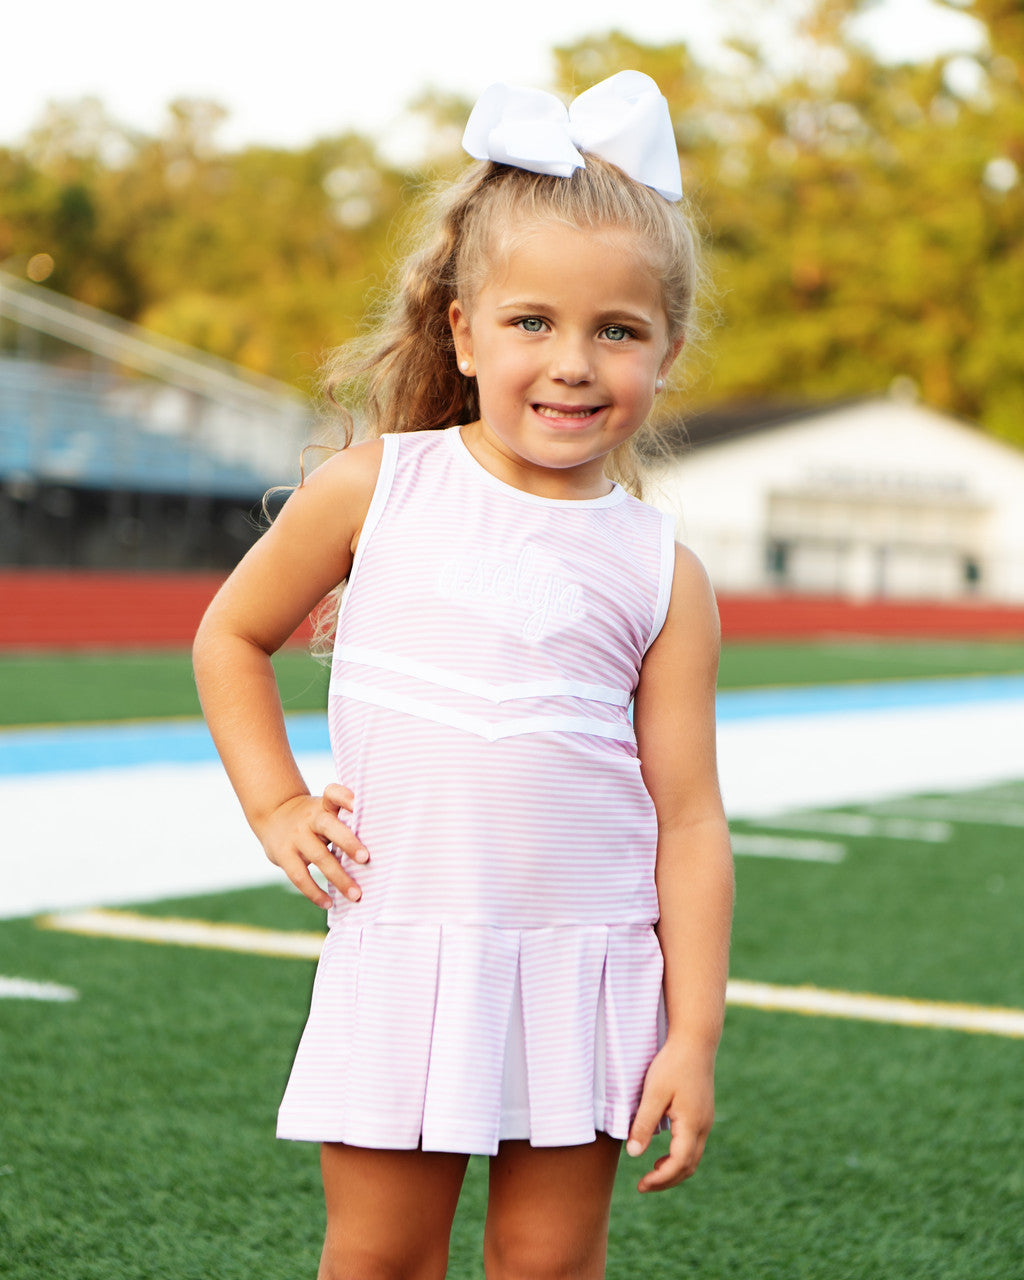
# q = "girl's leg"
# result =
<box><xmin>483</xmin><ymin>1135</ymin><xmax>621</xmax><ymax>1279</ymax></box>
<box><xmin>318</xmin><ymin>1142</ymin><xmax>469</xmax><ymax>1280</ymax></box>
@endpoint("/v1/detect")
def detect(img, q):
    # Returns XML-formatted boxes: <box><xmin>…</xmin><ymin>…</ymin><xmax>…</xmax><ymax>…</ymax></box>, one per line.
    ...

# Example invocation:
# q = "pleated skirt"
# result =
<box><xmin>277</xmin><ymin>920</ymin><xmax>666</xmax><ymax>1155</ymax></box>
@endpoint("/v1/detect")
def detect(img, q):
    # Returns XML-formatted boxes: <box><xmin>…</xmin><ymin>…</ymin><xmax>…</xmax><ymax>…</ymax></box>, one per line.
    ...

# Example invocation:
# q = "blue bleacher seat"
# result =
<box><xmin>0</xmin><ymin>357</ymin><xmax>288</xmax><ymax>498</ymax></box>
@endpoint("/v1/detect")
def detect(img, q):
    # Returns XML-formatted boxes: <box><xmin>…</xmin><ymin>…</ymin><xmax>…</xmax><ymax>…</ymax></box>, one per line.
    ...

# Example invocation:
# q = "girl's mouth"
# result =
<box><xmin>533</xmin><ymin>404</ymin><xmax>601</xmax><ymax>422</ymax></box>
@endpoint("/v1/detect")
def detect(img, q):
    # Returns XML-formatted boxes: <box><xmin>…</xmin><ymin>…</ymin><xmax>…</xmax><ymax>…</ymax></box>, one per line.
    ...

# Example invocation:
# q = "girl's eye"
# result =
<box><xmin>603</xmin><ymin>325</ymin><xmax>632</xmax><ymax>342</ymax></box>
<box><xmin>517</xmin><ymin>317</ymin><xmax>545</xmax><ymax>333</ymax></box>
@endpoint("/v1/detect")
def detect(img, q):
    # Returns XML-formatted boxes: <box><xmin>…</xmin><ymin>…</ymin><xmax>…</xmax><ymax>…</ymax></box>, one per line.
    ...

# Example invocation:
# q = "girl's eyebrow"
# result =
<box><xmin>493</xmin><ymin>299</ymin><xmax>550</xmax><ymax>311</ymax></box>
<box><xmin>596</xmin><ymin>309</ymin><xmax>656</xmax><ymax>328</ymax></box>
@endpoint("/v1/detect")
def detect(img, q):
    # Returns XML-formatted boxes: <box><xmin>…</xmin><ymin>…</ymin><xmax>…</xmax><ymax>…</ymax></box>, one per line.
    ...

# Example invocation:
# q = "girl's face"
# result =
<box><xmin>449</xmin><ymin>222</ymin><xmax>681</xmax><ymax>500</ymax></box>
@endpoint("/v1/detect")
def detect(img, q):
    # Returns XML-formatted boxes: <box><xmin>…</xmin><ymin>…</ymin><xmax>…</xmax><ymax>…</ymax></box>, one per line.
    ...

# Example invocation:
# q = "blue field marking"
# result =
<box><xmin>0</xmin><ymin>713</ymin><xmax>330</xmax><ymax>777</ymax></box>
<box><xmin>1</xmin><ymin>674</ymin><xmax>1023</xmax><ymax>777</ymax></box>
<box><xmin>714</xmin><ymin>673</ymin><xmax>1024</xmax><ymax>721</ymax></box>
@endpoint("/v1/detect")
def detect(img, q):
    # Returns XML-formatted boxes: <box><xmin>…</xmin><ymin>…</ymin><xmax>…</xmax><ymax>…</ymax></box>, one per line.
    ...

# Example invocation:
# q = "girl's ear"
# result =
<box><xmin>449</xmin><ymin>299</ymin><xmax>475</xmax><ymax>376</ymax></box>
<box><xmin>660</xmin><ymin>334</ymin><xmax>686</xmax><ymax>380</ymax></box>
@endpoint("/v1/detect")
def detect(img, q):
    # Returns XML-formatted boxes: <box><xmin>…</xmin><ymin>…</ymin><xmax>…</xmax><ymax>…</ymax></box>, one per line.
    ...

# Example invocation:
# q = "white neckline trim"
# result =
<box><xmin>449</xmin><ymin>426</ymin><xmax>627</xmax><ymax>509</ymax></box>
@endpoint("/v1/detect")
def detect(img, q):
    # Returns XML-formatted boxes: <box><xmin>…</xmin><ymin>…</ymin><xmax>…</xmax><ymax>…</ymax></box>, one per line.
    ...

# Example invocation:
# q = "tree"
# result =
<box><xmin>1</xmin><ymin>7</ymin><xmax>1021</xmax><ymax>442</ymax></box>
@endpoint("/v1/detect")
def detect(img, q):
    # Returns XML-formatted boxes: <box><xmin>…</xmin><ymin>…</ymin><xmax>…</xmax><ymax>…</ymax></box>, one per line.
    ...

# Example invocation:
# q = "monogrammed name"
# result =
<box><xmin>436</xmin><ymin>545</ymin><xmax>587</xmax><ymax>641</ymax></box>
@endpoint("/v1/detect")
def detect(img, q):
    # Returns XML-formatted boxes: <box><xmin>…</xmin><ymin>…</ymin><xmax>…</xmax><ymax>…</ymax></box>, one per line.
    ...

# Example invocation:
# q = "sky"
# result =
<box><xmin>1</xmin><ymin>0</ymin><xmax>987</xmax><ymax>159</ymax></box>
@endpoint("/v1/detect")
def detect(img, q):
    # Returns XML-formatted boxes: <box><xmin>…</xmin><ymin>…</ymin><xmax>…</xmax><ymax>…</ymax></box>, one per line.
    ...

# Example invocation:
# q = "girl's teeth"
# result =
<box><xmin>536</xmin><ymin>406</ymin><xmax>592</xmax><ymax>419</ymax></box>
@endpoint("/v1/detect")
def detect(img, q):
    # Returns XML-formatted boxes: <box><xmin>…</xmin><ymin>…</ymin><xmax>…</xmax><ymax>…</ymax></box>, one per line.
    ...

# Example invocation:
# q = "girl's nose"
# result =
<box><xmin>548</xmin><ymin>336</ymin><xmax>593</xmax><ymax>384</ymax></box>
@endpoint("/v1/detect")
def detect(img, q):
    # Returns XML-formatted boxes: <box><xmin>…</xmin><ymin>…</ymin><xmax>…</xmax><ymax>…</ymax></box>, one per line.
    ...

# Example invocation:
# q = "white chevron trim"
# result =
<box><xmin>333</xmin><ymin>644</ymin><xmax>631</xmax><ymax>706</ymax></box>
<box><xmin>329</xmin><ymin>680</ymin><xmax>636</xmax><ymax>743</ymax></box>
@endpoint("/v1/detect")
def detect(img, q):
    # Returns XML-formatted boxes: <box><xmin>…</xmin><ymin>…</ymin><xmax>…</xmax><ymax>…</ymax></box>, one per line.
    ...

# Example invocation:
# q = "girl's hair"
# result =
<box><xmin>320</xmin><ymin>154</ymin><xmax>704</xmax><ymax>493</ymax></box>
<box><xmin>308</xmin><ymin>154</ymin><xmax>704</xmax><ymax>655</ymax></box>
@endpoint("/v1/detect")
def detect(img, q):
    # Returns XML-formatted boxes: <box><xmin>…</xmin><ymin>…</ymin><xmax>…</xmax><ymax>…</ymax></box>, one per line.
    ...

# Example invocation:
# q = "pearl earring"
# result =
<box><xmin>459</xmin><ymin>360</ymin><xmax>471</xmax><ymax>374</ymax></box>
<box><xmin>655</xmin><ymin>378</ymin><xmax>665</xmax><ymax>392</ymax></box>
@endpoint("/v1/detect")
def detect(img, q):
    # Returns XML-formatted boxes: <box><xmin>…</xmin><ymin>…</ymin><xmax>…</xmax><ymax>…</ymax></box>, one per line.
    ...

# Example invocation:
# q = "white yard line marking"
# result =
<box><xmin>42</xmin><ymin>909</ymin><xmax>1024</xmax><ymax>1039</ymax></box>
<box><xmin>869</xmin><ymin>800</ymin><xmax>1024</xmax><ymax>828</ymax></box>
<box><xmin>750</xmin><ymin>813</ymin><xmax>952</xmax><ymax>843</ymax></box>
<box><xmin>0</xmin><ymin>975</ymin><xmax>78</xmax><ymax>1001</ymax></box>
<box><xmin>727</xmin><ymin>980</ymin><xmax>1024</xmax><ymax>1039</ymax></box>
<box><xmin>39</xmin><ymin>909</ymin><xmax>324</xmax><ymax>960</ymax></box>
<box><xmin>729</xmin><ymin>833</ymin><xmax>846</xmax><ymax>863</ymax></box>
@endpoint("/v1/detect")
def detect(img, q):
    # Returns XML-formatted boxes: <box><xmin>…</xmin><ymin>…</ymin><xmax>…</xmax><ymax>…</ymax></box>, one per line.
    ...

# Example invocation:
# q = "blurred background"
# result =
<box><xmin>1</xmin><ymin>0</ymin><xmax>1023</xmax><ymax>646</ymax></box>
<box><xmin>2</xmin><ymin>5</ymin><xmax>1023</xmax><ymax>1278</ymax></box>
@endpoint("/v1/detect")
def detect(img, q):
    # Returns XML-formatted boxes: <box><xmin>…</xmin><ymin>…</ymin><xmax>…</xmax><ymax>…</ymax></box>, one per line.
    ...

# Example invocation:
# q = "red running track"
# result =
<box><xmin>1</xmin><ymin>570</ymin><xmax>1023</xmax><ymax>648</ymax></box>
<box><xmin>0</xmin><ymin>570</ymin><xmax>312</xmax><ymax>649</ymax></box>
<box><xmin>717</xmin><ymin>594</ymin><xmax>1024</xmax><ymax>641</ymax></box>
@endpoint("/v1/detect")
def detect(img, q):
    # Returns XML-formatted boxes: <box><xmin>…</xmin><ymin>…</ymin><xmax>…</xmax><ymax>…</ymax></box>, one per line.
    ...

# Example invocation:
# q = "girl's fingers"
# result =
<box><xmin>303</xmin><ymin>837</ymin><xmax>364</xmax><ymax>899</ymax></box>
<box><xmin>626</xmin><ymin>1081</ymin><xmax>666</xmax><ymax>1160</ymax></box>
<box><xmin>321</xmin><ymin>782</ymin><xmax>355</xmax><ymax>812</ymax></box>
<box><xmin>635</xmin><ymin>1121</ymin><xmax>707</xmax><ymax>1192</ymax></box>
<box><xmin>628</xmin><ymin>1047</ymin><xmax>716</xmax><ymax>1191</ymax></box>
<box><xmin>315</xmin><ymin>789</ymin><xmax>368</xmax><ymax>863</ymax></box>
<box><xmin>315</xmin><ymin>813</ymin><xmax>368</xmax><ymax>866</ymax></box>
<box><xmin>261</xmin><ymin>789</ymin><xmax>368</xmax><ymax>907</ymax></box>
<box><xmin>290</xmin><ymin>863</ymin><xmax>334</xmax><ymax>910</ymax></box>
<box><xmin>285</xmin><ymin>842</ymin><xmax>362</xmax><ymax>907</ymax></box>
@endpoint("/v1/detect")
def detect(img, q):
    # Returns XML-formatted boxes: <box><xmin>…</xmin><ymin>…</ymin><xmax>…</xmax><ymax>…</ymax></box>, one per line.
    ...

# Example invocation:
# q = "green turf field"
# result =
<box><xmin>2</xmin><ymin>782</ymin><xmax>1022</xmax><ymax>1278</ymax></box>
<box><xmin>0</xmin><ymin>638</ymin><xmax>1022</xmax><ymax>726</ymax></box>
<box><xmin>0</xmin><ymin>649</ymin><xmax>330</xmax><ymax>727</ymax></box>
<box><xmin>2</xmin><ymin>643</ymin><xmax>1023</xmax><ymax>1277</ymax></box>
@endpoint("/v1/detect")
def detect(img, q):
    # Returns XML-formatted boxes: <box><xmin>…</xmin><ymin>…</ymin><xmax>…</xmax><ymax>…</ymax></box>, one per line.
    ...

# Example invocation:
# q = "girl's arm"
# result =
<box><xmin>626</xmin><ymin>543</ymin><xmax>734</xmax><ymax>1192</ymax></box>
<box><xmin>192</xmin><ymin>440</ymin><xmax>384</xmax><ymax>909</ymax></box>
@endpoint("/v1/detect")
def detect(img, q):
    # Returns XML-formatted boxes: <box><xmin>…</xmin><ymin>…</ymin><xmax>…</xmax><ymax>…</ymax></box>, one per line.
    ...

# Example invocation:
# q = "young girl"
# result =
<box><xmin>194</xmin><ymin>71</ymin><xmax>733</xmax><ymax>1280</ymax></box>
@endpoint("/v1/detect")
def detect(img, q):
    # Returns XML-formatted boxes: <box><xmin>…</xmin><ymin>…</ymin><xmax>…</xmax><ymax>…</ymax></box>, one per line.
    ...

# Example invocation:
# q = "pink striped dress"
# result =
<box><xmin>277</xmin><ymin>425</ymin><xmax>675</xmax><ymax>1153</ymax></box>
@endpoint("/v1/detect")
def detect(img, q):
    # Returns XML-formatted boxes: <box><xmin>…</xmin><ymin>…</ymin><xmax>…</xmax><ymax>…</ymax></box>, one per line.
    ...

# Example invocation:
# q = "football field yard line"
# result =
<box><xmin>40</xmin><ymin>909</ymin><xmax>1024</xmax><ymax>1039</ymax></box>
<box><xmin>40</xmin><ymin>907</ymin><xmax>325</xmax><ymax>959</ymax></box>
<box><xmin>868</xmin><ymin>798</ymin><xmax>1024</xmax><ymax>827</ymax></box>
<box><xmin>729</xmin><ymin>832</ymin><xmax>846</xmax><ymax>862</ymax></box>
<box><xmin>0</xmin><ymin>974</ymin><xmax>79</xmax><ymax>1001</ymax></box>
<box><xmin>726</xmin><ymin>980</ymin><xmax>1024</xmax><ymax>1038</ymax></box>
<box><xmin>747</xmin><ymin>812</ymin><xmax>952</xmax><ymax>842</ymax></box>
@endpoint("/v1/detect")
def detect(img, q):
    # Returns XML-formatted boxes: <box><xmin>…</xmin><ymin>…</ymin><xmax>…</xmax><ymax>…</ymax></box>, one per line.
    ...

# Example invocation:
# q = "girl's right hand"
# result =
<box><xmin>254</xmin><ymin>782</ymin><xmax>369</xmax><ymax>910</ymax></box>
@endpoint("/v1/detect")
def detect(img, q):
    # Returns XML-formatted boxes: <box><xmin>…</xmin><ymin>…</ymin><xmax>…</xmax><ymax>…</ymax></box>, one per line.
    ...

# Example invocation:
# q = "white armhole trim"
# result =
<box><xmin>331</xmin><ymin>434</ymin><xmax>400</xmax><ymax>648</ymax></box>
<box><xmin>643</xmin><ymin>511</ymin><xmax>677</xmax><ymax>653</ymax></box>
<box><xmin>349</xmin><ymin>433</ymin><xmax>399</xmax><ymax>582</ymax></box>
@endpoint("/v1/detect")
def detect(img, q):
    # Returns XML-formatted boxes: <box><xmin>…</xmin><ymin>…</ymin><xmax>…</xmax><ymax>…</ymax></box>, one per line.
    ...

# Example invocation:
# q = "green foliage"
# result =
<box><xmin>1</xmin><ymin>4</ymin><xmax>1022</xmax><ymax>438</ymax></box>
<box><xmin>1</xmin><ymin>101</ymin><xmax>409</xmax><ymax>383</ymax></box>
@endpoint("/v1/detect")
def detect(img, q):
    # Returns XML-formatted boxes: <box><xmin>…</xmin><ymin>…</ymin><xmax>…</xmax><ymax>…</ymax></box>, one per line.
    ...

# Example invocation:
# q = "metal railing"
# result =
<box><xmin>0</xmin><ymin>273</ymin><xmax>313</xmax><ymax>495</ymax></box>
<box><xmin>0</xmin><ymin>271</ymin><xmax>306</xmax><ymax>413</ymax></box>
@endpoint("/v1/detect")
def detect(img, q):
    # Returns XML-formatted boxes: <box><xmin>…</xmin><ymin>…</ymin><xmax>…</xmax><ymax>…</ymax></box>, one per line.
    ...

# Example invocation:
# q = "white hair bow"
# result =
<box><xmin>462</xmin><ymin>70</ymin><xmax>683</xmax><ymax>202</ymax></box>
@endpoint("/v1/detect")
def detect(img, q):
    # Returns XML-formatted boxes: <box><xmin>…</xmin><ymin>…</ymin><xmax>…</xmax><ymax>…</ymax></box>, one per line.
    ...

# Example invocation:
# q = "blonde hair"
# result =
<box><xmin>309</xmin><ymin>154</ymin><xmax>704</xmax><ymax>654</ymax></box>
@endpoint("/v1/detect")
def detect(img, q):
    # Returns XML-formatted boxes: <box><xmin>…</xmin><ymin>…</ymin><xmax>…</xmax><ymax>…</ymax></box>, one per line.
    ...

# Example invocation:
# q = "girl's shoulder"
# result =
<box><xmin>659</xmin><ymin>540</ymin><xmax>720</xmax><ymax>652</ymax></box>
<box><xmin>271</xmin><ymin>438</ymin><xmax>386</xmax><ymax>557</ymax></box>
<box><xmin>309</xmin><ymin>429</ymin><xmax>445</xmax><ymax>489</ymax></box>
<box><xmin>310</xmin><ymin>436</ymin><xmax>386</xmax><ymax>488</ymax></box>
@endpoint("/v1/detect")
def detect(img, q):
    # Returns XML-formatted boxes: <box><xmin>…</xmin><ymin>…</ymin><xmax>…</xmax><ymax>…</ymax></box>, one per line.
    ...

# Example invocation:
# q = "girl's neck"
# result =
<box><xmin>458</xmin><ymin>420</ymin><xmax>616</xmax><ymax>502</ymax></box>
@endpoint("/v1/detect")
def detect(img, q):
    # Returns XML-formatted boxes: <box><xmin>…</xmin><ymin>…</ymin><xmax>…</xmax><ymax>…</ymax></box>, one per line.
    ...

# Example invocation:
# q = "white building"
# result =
<box><xmin>648</xmin><ymin>396</ymin><xmax>1024</xmax><ymax>603</ymax></box>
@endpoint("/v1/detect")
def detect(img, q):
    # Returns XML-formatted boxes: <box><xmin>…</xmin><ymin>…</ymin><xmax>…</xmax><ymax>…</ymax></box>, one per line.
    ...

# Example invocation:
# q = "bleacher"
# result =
<box><xmin>0</xmin><ymin>272</ymin><xmax>315</xmax><ymax>568</ymax></box>
<box><xmin>0</xmin><ymin>357</ymin><xmax>285</xmax><ymax>498</ymax></box>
